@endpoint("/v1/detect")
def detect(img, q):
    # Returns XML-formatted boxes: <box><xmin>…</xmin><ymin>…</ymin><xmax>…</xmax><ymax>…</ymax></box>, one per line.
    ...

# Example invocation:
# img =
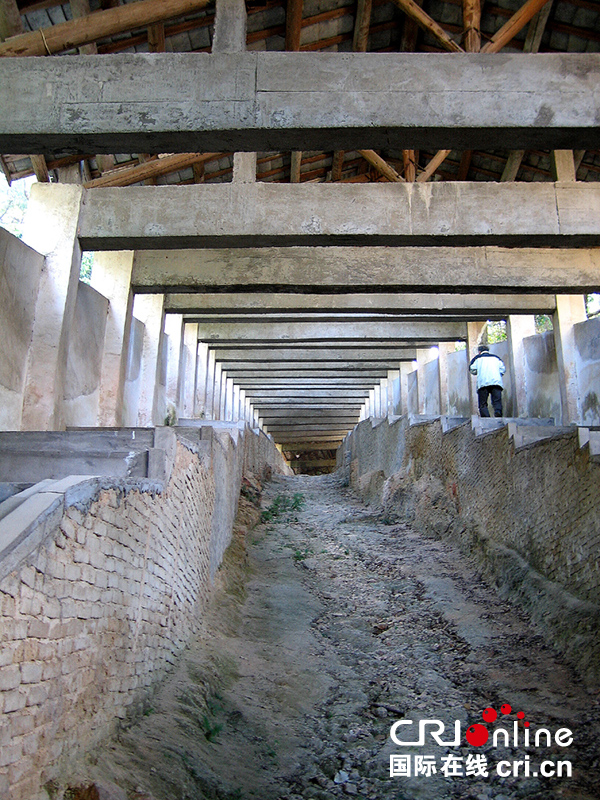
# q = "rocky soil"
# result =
<box><xmin>70</xmin><ymin>473</ymin><xmax>600</xmax><ymax>800</ymax></box>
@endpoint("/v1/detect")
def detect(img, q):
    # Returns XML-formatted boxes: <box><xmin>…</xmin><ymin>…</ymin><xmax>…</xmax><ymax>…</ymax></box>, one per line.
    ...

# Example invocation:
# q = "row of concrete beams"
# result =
<box><xmin>2</xmin><ymin>53</ymin><xmax>599</xmax><ymax>154</ymax></box>
<box><xmin>80</xmin><ymin>183</ymin><xmax>600</xmax><ymax>251</ymax></box>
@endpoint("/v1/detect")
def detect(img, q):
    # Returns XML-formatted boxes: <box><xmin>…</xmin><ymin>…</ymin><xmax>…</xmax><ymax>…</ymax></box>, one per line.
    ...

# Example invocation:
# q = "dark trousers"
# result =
<box><xmin>478</xmin><ymin>385</ymin><xmax>503</xmax><ymax>418</ymax></box>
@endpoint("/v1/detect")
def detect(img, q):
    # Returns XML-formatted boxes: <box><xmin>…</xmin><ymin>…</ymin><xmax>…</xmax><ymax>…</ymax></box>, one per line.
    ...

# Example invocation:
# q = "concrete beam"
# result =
<box><xmin>3</xmin><ymin>53</ymin><xmax>600</xmax><ymax>154</ymax></box>
<box><xmin>132</xmin><ymin>244</ymin><xmax>600</xmax><ymax>293</ymax></box>
<box><xmin>193</xmin><ymin>320</ymin><xmax>465</xmax><ymax>342</ymax></box>
<box><xmin>165</xmin><ymin>292</ymin><xmax>558</xmax><ymax>316</ymax></box>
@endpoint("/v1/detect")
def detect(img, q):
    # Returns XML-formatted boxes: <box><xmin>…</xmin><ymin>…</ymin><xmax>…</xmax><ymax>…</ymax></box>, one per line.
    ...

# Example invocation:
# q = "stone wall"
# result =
<box><xmin>0</xmin><ymin>426</ymin><xmax>289</xmax><ymax>800</ymax></box>
<box><xmin>0</xmin><ymin>229</ymin><xmax>45</xmax><ymax>431</ymax></box>
<box><xmin>339</xmin><ymin>416</ymin><xmax>600</xmax><ymax>686</ymax></box>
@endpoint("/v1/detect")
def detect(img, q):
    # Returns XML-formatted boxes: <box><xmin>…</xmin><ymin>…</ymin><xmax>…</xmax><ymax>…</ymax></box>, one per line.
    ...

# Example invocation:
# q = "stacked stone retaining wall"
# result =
<box><xmin>0</xmin><ymin>426</ymin><xmax>289</xmax><ymax>800</ymax></box>
<box><xmin>339</xmin><ymin>416</ymin><xmax>600</xmax><ymax>686</ymax></box>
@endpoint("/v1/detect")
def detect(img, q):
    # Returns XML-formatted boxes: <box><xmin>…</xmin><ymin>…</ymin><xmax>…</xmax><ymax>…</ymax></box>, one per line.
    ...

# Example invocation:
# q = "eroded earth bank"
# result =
<box><xmin>71</xmin><ymin>473</ymin><xmax>600</xmax><ymax>800</ymax></box>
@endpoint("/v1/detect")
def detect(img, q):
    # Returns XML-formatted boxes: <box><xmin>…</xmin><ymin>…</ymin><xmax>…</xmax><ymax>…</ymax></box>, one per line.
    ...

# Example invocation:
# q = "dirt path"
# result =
<box><xmin>87</xmin><ymin>473</ymin><xmax>600</xmax><ymax>800</ymax></box>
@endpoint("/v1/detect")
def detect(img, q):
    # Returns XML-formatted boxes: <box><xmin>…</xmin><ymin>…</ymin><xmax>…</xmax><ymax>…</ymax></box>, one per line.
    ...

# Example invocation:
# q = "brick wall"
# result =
<box><xmin>0</xmin><ymin>427</ymin><xmax>289</xmax><ymax>800</ymax></box>
<box><xmin>341</xmin><ymin>417</ymin><xmax>600</xmax><ymax>686</ymax></box>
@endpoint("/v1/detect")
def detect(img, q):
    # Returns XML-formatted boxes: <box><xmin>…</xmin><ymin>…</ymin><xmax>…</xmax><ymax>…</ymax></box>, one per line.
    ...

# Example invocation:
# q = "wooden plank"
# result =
<box><xmin>389</xmin><ymin>0</ymin><xmax>464</xmax><ymax>53</ymax></box>
<box><xmin>0</xmin><ymin>0</ymin><xmax>22</xmax><ymax>41</ymax></box>
<box><xmin>331</xmin><ymin>150</ymin><xmax>345</xmax><ymax>181</ymax></box>
<box><xmin>462</xmin><ymin>0</ymin><xmax>480</xmax><ymax>51</ymax></box>
<box><xmin>353</xmin><ymin>0</ymin><xmax>372</xmax><ymax>51</ymax></box>
<box><xmin>0</xmin><ymin>0</ymin><xmax>212</xmax><ymax>56</ymax></box>
<box><xmin>29</xmin><ymin>154</ymin><xmax>50</xmax><ymax>182</ymax></box>
<box><xmin>457</xmin><ymin>149</ymin><xmax>472</xmax><ymax>180</ymax></box>
<box><xmin>83</xmin><ymin>152</ymin><xmax>221</xmax><ymax>188</ymax></box>
<box><xmin>148</xmin><ymin>21</ymin><xmax>166</xmax><ymax>52</ymax></box>
<box><xmin>523</xmin><ymin>0</ymin><xmax>553</xmax><ymax>51</ymax></box>
<box><xmin>403</xmin><ymin>150</ymin><xmax>416</xmax><ymax>182</ymax></box>
<box><xmin>285</xmin><ymin>0</ymin><xmax>303</xmax><ymax>51</ymax></box>
<box><xmin>481</xmin><ymin>0</ymin><xmax>551</xmax><ymax>53</ymax></box>
<box><xmin>358</xmin><ymin>150</ymin><xmax>404</xmax><ymax>182</ymax></box>
<box><xmin>70</xmin><ymin>0</ymin><xmax>97</xmax><ymax>54</ymax></box>
<box><xmin>416</xmin><ymin>149</ymin><xmax>452</xmax><ymax>182</ymax></box>
<box><xmin>501</xmin><ymin>149</ymin><xmax>525</xmax><ymax>181</ymax></box>
<box><xmin>290</xmin><ymin>150</ymin><xmax>302</xmax><ymax>183</ymax></box>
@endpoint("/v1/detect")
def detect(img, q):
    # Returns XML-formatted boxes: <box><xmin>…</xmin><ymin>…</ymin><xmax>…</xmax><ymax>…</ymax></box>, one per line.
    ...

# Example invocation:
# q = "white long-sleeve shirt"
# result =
<box><xmin>469</xmin><ymin>351</ymin><xmax>506</xmax><ymax>389</ymax></box>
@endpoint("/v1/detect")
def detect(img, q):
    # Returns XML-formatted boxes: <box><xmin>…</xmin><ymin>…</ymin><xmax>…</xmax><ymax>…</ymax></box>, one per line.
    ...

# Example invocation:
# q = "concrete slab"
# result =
<box><xmin>3</xmin><ymin>53</ymin><xmax>599</xmax><ymax>154</ymax></box>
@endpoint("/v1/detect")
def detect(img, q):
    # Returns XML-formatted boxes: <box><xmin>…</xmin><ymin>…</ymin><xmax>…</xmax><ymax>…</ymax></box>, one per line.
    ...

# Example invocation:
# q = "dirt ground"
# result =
<box><xmin>76</xmin><ymin>473</ymin><xmax>600</xmax><ymax>800</ymax></box>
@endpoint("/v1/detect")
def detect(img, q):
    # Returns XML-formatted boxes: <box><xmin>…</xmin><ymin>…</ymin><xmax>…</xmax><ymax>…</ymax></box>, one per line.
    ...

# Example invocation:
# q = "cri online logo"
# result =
<box><xmin>390</xmin><ymin>703</ymin><xmax>573</xmax><ymax>749</ymax></box>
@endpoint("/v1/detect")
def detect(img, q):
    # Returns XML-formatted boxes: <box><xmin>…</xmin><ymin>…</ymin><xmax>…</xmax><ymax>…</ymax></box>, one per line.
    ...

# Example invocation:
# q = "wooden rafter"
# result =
<box><xmin>353</xmin><ymin>0</ymin><xmax>372</xmax><ymax>51</ymax></box>
<box><xmin>285</xmin><ymin>0</ymin><xmax>303</xmax><ymax>51</ymax></box>
<box><xmin>83</xmin><ymin>153</ymin><xmax>222</xmax><ymax>189</ymax></box>
<box><xmin>331</xmin><ymin>150</ymin><xmax>345</xmax><ymax>181</ymax></box>
<box><xmin>0</xmin><ymin>0</ymin><xmax>22</xmax><ymax>41</ymax></box>
<box><xmin>290</xmin><ymin>150</ymin><xmax>302</xmax><ymax>183</ymax></box>
<box><xmin>358</xmin><ymin>150</ymin><xmax>405</xmax><ymax>182</ymax></box>
<box><xmin>148</xmin><ymin>21</ymin><xmax>166</xmax><ymax>52</ymax></box>
<box><xmin>403</xmin><ymin>150</ymin><xmax>416</xmax><ymax>182</ymax></box>
<box><xmin>0</xmin><ymin>0</ymin><xmax>212</xmax><ymax>56</ymax></box>
<box><xmin>481</xmin><ymin>0</ymin><xmax>552</xmax><ymax>53</ymax></box>
<box><xmin>389</xmin><ymin>0</ymin><xmax>464</xmax><ymax>53</ymax></box>
<box><xmin>69</xmin><ymin>0</ymin><xmax>97</xmax><ymax>54</ymax></box>
<box><xmin>462</xmin><ymin>0</ymin><xmax>481</xmax><ymax>51</ymax></box>
<box><xmin>29</xmin><ymin>154</ymin><xmax>49</xmax><ymax>182</ymax></box>
<box><xmin>417</xmin><ymin>149</ymin><xmax>451</xmax><ymax>182</ymax></box>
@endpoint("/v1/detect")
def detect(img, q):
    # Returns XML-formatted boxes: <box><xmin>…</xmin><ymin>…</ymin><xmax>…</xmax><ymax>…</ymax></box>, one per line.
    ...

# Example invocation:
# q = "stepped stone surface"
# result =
<box><xmin>71</xmin><ymin>474</ymin><xmax>600</xmax><ymax>800</ymax></box>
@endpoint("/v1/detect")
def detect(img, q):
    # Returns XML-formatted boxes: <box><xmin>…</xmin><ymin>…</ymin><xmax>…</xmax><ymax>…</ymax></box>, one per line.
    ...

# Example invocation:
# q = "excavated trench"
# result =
<box><xmin>71</xmin><ymin>473</ymin><xmax>600</xmax><ymax>800</ymax></box>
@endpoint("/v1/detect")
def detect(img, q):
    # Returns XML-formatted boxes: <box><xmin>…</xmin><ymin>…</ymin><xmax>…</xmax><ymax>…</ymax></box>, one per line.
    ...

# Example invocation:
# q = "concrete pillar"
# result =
<box><xmin>380</xmin><ymin>378</ymin><xmax>389</xmax><ymax>416</ymax></box>
<box><xmin>21</xmin><ymin>184</ymin><xmax>83</xmax><ymax>430</ymax></box>
<box><xmin>90</xmin><ymin>250</ymin><xmax>135</xmax><ymax>427</ymax></box>
<box><xmin>553</xmin><ymin>295</ymin><xmax>587</xmax><ymax>425</ymax></box>
<box><xmin>225</xmin><ymin>376</ymin><xmax>234</xmax><ymax>420</ymax></box>
<box><xmin>219</xmin><ymin>369</ymin><xmax>227</xmax><ymax>419</ymax></box>
<box><xmin>193</xmin><ymin>340</ymin><xmax>209</xmax><ymax>418</ymax></box>
<box><xmin>368</xmin><ymin>388</ymin><xmax>376</xmax><ymax>417</ymax></box>
<box><xmin>213</xmin><ymin>0</ymin><xmax>256</xmax><ymax>186</ymax></box>
<box><xmin>387</xmin><ymin>369</ymin><xmax>400</xmax><ymax>415</ymax></box>
<box><xmin>164</xmin><ymin>313</ymin><xmax>184</xmax><ymax>412</ymax></box>
<box><xmin>467</xmin><ymin>321</ymin><xmax>487</xmax><ymax>416</ymax></box>
<box><xmin>507</xmin><ymin>315</ymin><xmax>537</xmax><ymax>417</ymax></box>
<box><xmin>437</xmin><ymin>343</ymin><xmax>454</xmax><ymax>417</ymax></box>
<box><xmin>232</xmin><ymin>384</ymin><xmax>241</xmax><ymax>421</ymax></box>
<box><xmin>178</xmin><ymin>323</ymin><xmax>198</xmax><ymax>418</ymax></box>
<box><xmin>415</xmin><ymin>348</ymin><xmax>432</xmax><ymax>415</ymax></box>
<box><xmin>213</xmin><ymin>362</ymin><xmax>223</xmax><ymax>420</ymax></box>
<box><xmin>398</xmin><ymin>363</ymin><xmax>412</xmax><ymax>415</ymax></box>
<box><xmin>131</xmin><ymin>293</ymin><xmax>165</xmax><ymax>426</ymax></box>
<box><xmin>204</xmin><ymin>349</ymin><xmax>216</xmax><ymax>419</ymax></box>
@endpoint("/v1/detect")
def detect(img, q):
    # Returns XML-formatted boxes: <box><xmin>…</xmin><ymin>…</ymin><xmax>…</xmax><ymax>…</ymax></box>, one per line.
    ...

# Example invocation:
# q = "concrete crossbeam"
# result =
<box><xmin>3</xmin><ymin>53</ymin><xmax>600</xmax><ymax>154</ymax></box>
<box><xmin>194</xmin><ymin>320</ymin><xmax>465</xmax><ymax>342</ymax></box>
<box><xmin>132</xmin><ymin>244</ymin><xmax>600</xmax><ymax>292</ymax></box>
<box><xmin>232</xmin><ymin>379</ymin><xmax>377</xmax><ymax>386</ymax></box>
<box><xmin>165</xmin><ymin>292</ymin><xmax>558</xmax><ymax>316</ymax></box>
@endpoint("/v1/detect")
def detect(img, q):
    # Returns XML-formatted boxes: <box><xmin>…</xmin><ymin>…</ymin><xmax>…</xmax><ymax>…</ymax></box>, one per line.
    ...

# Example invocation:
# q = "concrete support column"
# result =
<box><xmin>387</xmin><ymin>369</ymin><xmax>400</xmax><ymax>415</ymax></box>
<box><xmin>398</xmin><ymin>362</ymin><xmax>412</xmax><ymax>415</ymax></box>
<box><xmin>369</xmin><ymin>388</ymin><xmax>376</xmax><ymax>418</ymax></box>
<box><xmin>224</xmin><ymin>376</ymin><xmax>234</xmax><ymax>420</ymax></box>
<box><xmin>467</xmin><ymin>321</ymin><xmax>487</xmax><ymax>416</ymax></box>
<box><xmin>204</xmin><ymin>350</ymin><xmax>216</xmax><ymax>419</ymax></box>
<box><xmin>232</xmin><ymin>384</ymin><xmax>240</xmax><ymax>421</ymax></box>
<box><xmin>193</xmin><ymin>340</ymin><xmax>209</xmax><ymax>418</ymax></box>
<box><xmin>219</xmin><ymin>368</ymin><xmax>227</xmax><ymax>419</ymax></box>
<box><xmin>90</xmin><ymin>250</ymin><xmax>135</xmax><ymax>427</ymax></box>
<box><xmin>415</xmin><ymin>348</ymin><xmax>431</xmax><ymax>415</ymax></box>
<box><xmin>380</xmin><ymin>378</ymin><xmax>389</xmax><ymax>416</ymax></box>
<box><xmin>131</xmin><ymin>293</ymin><xmax>166</xmax><ymax>426</ymax></box>
<box><xmin>213</xmin><ymin>363</ymin><xmax>223</xmax><ymax>420</ymax></box>
<box><xmin>437</xmin><ymin>343</ymin><xmax>454</xmax><ymax>417</ymax></box>
<box><xmin>213</xmin><ymin>0</ymin><xmax>256</xmax><ymax>186</ymax></box>
<box><xmin>164</xmin><ymin>313</ymin><xmax>184</xmax><ymax>413</ymax></box>
<box><xmin>21</xmin><ymin>184</ymin><xmax>83</xmax><ymax>430</ymax></box>
<box><xmin>179</xmin><ymin>322</ymin><xmax>198</xmax><ymax>418</ymax></box>
<box><xmin>553</xmin><ymin>295</ymin><xmax>587</xmax><ymax>425</ymax></box>
<box><xmin>507</xmin><ymin>315</ymin><xmax>537</xmax><ymax>417</ymax></box>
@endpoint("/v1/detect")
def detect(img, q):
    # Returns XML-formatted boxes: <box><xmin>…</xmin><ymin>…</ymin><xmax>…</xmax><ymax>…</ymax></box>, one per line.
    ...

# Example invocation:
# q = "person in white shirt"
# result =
<box><xmin>469</xmin><ymin>344</ymin><xmax>506</xmax><ymax>418</ymax></box>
